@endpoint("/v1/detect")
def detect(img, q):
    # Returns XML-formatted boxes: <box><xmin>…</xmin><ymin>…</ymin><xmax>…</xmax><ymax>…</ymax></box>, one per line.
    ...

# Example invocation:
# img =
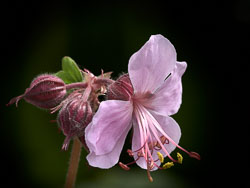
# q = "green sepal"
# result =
<box><xmin>55</xmin><ymin>56</ymin><xmax>84</xmax><ymax>84</ymax></box>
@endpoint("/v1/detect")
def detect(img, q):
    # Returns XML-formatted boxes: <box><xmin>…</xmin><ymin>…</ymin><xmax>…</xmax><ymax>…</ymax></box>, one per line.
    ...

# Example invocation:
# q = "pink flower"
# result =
<box><xmin>85</xmin><ymin>34</ymin><xmax>200</xmax><ymax>181</ymax></box>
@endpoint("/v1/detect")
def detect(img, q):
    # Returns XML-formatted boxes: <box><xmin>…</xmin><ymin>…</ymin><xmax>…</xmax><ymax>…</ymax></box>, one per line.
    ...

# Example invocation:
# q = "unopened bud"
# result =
<box><xmin>58</xmin><ymin>94</ymin><xmax>93</xmax><ymax>150</ymax></box>
<box><xmin>7</xmin><ymin>74</ymin><xmax>66</xmax><ymax>109</ymax></box>
<box><xmin>107</xmin><ymin>74</ymin><xmax>133</xmax><ymax>101</ymax></box>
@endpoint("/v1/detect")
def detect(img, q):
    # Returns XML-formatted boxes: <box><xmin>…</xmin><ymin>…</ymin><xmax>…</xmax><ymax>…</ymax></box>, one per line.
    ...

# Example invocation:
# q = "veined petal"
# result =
<box><xmin>128</xmin><ymin>34</ymin><xmax>176</xmax><ymax>94</ymax></box>
<box><xmin>86</xmin><ymin>121</ymin><xmax>132</xmax><ymax>168</ymax></box>
<box><xmin>85</xmin><ymin>100</ymin><xmax>133</xmax><ymax>155</ymax></box>
<box><xmin>151</xmin><ymin>113</ymin><xmax>181</xmax><ymax>156</ymax></box>
<box><xmin>131</xmin><ymin>118</ymin><xmax>147</xmax><ymax>170</ymax></box>
<box><xmin>146</xmin><ymin>61</ymin><xmax>187</xmax><ymax>116</ymax></box>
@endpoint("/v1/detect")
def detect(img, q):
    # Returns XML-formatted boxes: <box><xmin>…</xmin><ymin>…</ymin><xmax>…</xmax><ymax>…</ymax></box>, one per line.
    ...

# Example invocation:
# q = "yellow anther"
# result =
<box><xmin>162</xmin><ymin>162</ymin><xmax>174</xmax><ymax>169</ymax></box>
<box><xmin>157</xmin><ymin>152</ymin><xmax>164</xmax><ymax>163</ymax></box>
<box><xmin>177</xmin><ymin>152</ymin><xmax>183</xmax><ymax>164</ymax></box>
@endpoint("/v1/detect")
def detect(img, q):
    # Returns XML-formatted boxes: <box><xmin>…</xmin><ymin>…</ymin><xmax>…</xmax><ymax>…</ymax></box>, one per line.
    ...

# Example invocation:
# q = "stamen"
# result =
<box><xmin>177</xmin><ymin>152</ymin><xmax>183</xmax><ymax>164</ymax></box>
<box><xmin>151</xmin><ymin>160</ymin><xmax>163</xmax><ymax>170</ymax></box>
<box><xmin>120</xmin><ymin>152</ymin><xmax>143</xmax><ymax>170</ymax></box>
<box><xmin>141</xmin><ymin>106</ymin><xmax>200</xmax><ymax>161</ymax></box>
<box><xmin>162</xmin><ymin>162</ymin><xmax>174</xmax><ymax>169</ymax></box>
<box><xmin>135</xmin><ymin>105</ymin><xmax>177</xmax><ymax>163</ymax></box>
<box><xmin>137</xmin><ymin>150</ymin><xmax>144</xmax><ymax>157</ymax></box>
<box><xmin>189</xmin><ymin>152</ymin><xmax>201</xmax><ymax>160</ymax></box>
<box><xmin>154</xmin><ymin>142</ymin><xmax>162</xmax><ymax>149</ymax></box>
<box><xmin>147</xmin><ymin>123</ymin><xmax>177</xmax><ymax>163</ymax></box>
<box><xmin>127</xmin><ymin>149</ymin><xmax>134</xmax><ymax>157</ymax></box>
<box><xmin>160</xmin><ymin>135</ymin><xmax>169</xmax><ymax>144</ymax></box>
<box><xmin>119</xmin><ymin>162</ymin><xmax>130</xmax><ymax>170</ymax></box>
<box><xmin>155</xmin><ymin>136</ymin><xmax>169</xmax><ymax>149</ymax></box>
<box><xmin>133</xmin><ymin>105</ymin><xmax>151</xmax><ymax>165</ymax></box>
<box><xmin>157</xmin><ymin>152</ymin><xmax>164</xmax><ymax>163</ymax></box>
<box><xmin>147</xmin><ymin>162</ymin><xmax>153</xmax><ymax>182</ymax></box>
<box><xmin>147</xmin><ymin>141</ymin><xmax>155</xmax><ymax>150</ymax></box>
<box><xmin>149</xmin><ymin>161</ymin><xmax>155</xmax><ymax>170</ymax></box>
<box><xmin>136</xmin><ymin>106</ymin><xmax>174</xmax><ymax>162</ymax></box>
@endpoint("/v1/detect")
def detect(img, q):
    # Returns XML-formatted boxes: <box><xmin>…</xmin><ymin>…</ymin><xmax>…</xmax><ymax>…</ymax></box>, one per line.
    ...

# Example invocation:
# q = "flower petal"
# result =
<box><xmin>151</xmin><ymin>113</ymin><xmax>181</xmax><ymax>157</ymax></box>
<box><xmin>147</xmin><ymin>61</ymin><xmax>187</xmax><ymax>116</ymax></box>
<box><xmin>131</xmin><ymin>118</ymin><xmax>147</xmax><ymax>170</ymax></box>
<box><xmin>128</xmin><ymin>34</ymin><xmax>176</xmax><ymax>94</ymax></box>
<box><xmin>85</xmin><ymin>100</ymin><xmax>133</xmax><ymax>155</ymax></box>
<box><xmin>86</xmin><ymin>121</ymin><xmax>132</xmax><ymax>168</ymax></box>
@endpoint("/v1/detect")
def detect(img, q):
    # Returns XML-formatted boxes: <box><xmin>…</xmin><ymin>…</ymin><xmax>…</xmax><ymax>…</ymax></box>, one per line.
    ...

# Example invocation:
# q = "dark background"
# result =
<box><xmin>2</xmin><ymin>1</ymin><xmax>248</xmax><ymax>188</ymax></box>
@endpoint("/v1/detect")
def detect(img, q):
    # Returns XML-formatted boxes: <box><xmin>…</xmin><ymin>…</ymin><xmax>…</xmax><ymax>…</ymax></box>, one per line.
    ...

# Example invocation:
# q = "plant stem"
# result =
<box><xmin>65</xmin><ymin>138</ymin><xmax>82</xmax><ymax>188</ymax></box>
<box><xmin>66</xmin><ymin>82</ymin><xmax>88</xmax><ymax>90</ymax></box>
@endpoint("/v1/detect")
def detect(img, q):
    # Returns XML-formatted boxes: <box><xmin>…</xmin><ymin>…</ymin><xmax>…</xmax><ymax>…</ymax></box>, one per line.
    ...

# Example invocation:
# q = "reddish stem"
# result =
<box><xmin>66</xmin><ymin>82</ymin><xmax>88</xmax><ymax>90</ymax></box>
<box><xmin>65</xmin><ymin>138</ymin><xmax>82</xmax><ymax>188</ymax></box>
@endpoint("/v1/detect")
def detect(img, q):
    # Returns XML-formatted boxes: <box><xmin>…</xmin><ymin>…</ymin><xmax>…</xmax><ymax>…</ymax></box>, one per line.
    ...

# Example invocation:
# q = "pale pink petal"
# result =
<box><xmin>85</xmin><ymin>100</ymin><xmax>133</xmax><ymax>156</ymax></box>
<box><xmin>146</xmin><ymin>61</ymin><xmax>187</xmax><ymax>116</ymax></box>
<box><xmin>86</xmin><ymin>121</ymin><xmax>131</xmax><ymax>168</ymax></box>
<box><xmin>128</xmin><ymin>34</ymin><xmax>176</xmax><ymax>94</ymax></box>
<box><xmin>131</xmin><ymin>118</ymin><xmax>147</xmax><ymax>169</ymax></box>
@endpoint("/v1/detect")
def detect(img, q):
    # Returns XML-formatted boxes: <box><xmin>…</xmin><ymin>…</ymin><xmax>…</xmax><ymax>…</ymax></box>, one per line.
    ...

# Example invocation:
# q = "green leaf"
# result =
<box><xmin>62</xmin><ymin>56</ymin><xmax>83</xmax><ymax>83</ymax></box>
<box><xmin>55</xmin><ymin>71</ymin><xmax>74</xmax><ymax>84</ymax></box>
<box><xmin>55</xmin><ymin>56</ymin><xmax>84</xmax><ymax>84</ymax></box>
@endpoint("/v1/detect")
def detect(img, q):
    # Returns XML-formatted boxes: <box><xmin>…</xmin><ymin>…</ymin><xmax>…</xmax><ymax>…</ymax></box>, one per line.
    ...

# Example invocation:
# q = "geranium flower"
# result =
<box><xmin>85</xmin><ymin>34</ymin><xmax>200</xmax><ymax>181</ymax></box>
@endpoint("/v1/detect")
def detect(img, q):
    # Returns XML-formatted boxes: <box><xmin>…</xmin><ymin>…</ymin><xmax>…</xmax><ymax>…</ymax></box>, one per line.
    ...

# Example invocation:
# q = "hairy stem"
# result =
<box><xmin>65</xmin><ymin>138</ymin><xmax>82</xmax><ymax>188</ymax></box>
<box><xmin>66</xmin><ymin>82</ymin><xmax>88</xmax><ymax>90</ymax></box>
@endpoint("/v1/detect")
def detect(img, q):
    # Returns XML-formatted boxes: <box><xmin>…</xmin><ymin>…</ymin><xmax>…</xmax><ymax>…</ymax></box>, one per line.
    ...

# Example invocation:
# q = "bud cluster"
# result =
<box><xmin>7</xmin><ymin>69</ymin><xmax>114</xmax><ymax>151</ymax></box>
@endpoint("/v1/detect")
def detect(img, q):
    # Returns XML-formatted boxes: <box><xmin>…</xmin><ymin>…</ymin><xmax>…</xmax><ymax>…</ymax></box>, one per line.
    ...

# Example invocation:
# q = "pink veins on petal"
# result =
<box><xmin>85</xmin><ymin>34</ymin><xmax>200</xmax><ymax>182</ymax></box>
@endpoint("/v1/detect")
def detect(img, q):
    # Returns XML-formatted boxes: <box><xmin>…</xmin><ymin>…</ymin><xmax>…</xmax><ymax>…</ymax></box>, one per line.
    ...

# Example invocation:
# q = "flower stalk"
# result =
<box><xmin>65</xmin><ymin>138</ymin><xmax>82</xmax><ymax>188</ymax></box>
<box><xmin>66</xmin><ymin>82</ymin><xmax>88</xmax><ymax>90</ymax></box>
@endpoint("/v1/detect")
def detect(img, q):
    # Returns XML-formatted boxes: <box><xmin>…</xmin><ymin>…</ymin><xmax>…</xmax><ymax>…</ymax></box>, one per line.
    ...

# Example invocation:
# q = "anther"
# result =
<box><xmin>148</xmin><ymin>142</ymin><xmax>155</xmax><ymax>150</ymax></box>
<box><xmin>155</xmin><ymin>136</ymin><xmax>169</xmax><ymax>149</ymax></box>
<box><xmin>160</xmin><ymin>136</ymin><xmax>168</xmax><ymax>144</ymax></box>
<box><xmin>127</xmin><ymin>149</ymin><xmax>134</xmax><ymax>157</ymax></box>
<box><xmin>162</xmin><ymin>162</ymin><xmax>174</xmax><ymax>169</ymax></box>
<box><xmin>177</xmin><ymin>152</ymin><xmax>183</xmax><ymax>164</ymax></box>
<box><xmin>189</xmin><ymin>151</ymin><xmax>201</xmax><ymax>160</ymax></box>
<box><xmin>137</xmin><ymin>150</ymin><xmax>144</xmax><ymax>157</ymax></box>
<box><xmin>155</xmin><ymin>142</ymin><xmax>162</xmax><ymax>149</ymax></box>
<box><xmin>157</xmin><ymin>152</ymin><xmax>164</xmax><ymax>163</ymax></box>
<box><xmin>119</xmin><ymin>162</ymin><xmax>130</xmax><ymax>171</ymax></box>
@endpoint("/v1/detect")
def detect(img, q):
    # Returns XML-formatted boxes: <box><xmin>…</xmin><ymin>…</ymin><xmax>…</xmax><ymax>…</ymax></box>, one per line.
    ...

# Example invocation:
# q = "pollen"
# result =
<box><xmin>157</xmin><ymin>152</ymin><xmax>164</xmax><ymax>163</ymax></box>
<box><xmin>177</xmin><ymin>152</ymin><xmax>183</xmax><ymax>164</ymax></box>
<box><xmin>163</xmin><ymin>162</ymin><xmax>174</xmax><ymax>169</ymax></box>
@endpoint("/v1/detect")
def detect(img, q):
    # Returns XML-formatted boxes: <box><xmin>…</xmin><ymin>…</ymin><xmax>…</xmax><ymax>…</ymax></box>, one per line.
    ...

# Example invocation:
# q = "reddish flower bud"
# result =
<box><xmin>107</xmin><ymin>74</ymin><xmax>134</xmax><ymax>101</ymax></box>
<box><xmin>7</xmin><ymin>74</ymin><xmax>66</xmax><ymax>109</ymax></box>
<box><xmin>58</xmin><ymin>93</ymin><xmax>93</xmax><ymax>150</ymax></box>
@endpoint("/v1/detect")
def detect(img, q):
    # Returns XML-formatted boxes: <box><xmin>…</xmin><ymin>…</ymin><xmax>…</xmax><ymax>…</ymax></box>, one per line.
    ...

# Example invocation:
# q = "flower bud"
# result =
<box><xmin>7</xmin><ymin>74</ymin><xmax>66</xmax><ymax>109</ymax></box>
<box><xmin>58</xmin><ymin>93</ymin><xmax>93</xmax><ymax>150</ymax></box>
<box><xmin>107</xmin><ymin>74</ymin><xmax>134</xmax><ymax>101</ymax></box>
